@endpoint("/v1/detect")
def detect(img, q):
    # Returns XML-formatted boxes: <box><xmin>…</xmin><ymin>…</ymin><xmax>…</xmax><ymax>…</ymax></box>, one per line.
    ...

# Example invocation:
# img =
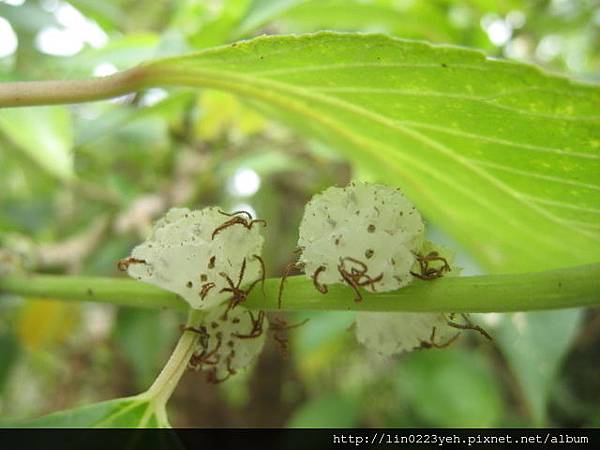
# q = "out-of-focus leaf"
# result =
<box><xmin>64</xmin><ymin>34</ymin><xmax>161</xmax><ymax>75</ymax></box>
<box><xmin>188</xmin><ymin>0</ymin><xmax>252</xmax><ymax>49</ymax></box>
<box><xmin>69</xmin><ymin>0</ymin><xmax>125</xmax><ymax>32</ymax></box>
<box><xmin>0</xmin><ymin>396</ymin><xmax>169</xmax><ymax>428</ymax></box>
<box><xmin>219</xmin><ymin>368</ymin><xmax>252</xmax><ymax>409</ymax></box>
<box><xmin>0</xmin><ymin>3</ymin><xmax>57</xmax><ymax>34</ymax></box>
<box><xmin>0</xmin><ymin>329</ymin><xmax>20</xmax><ymax>394</ymax></box>
<box><xmin>494</xmin><ymin>310</ymin><xmax>582</xmax><ymax>425</ymax></box>
<box><xmin>82</xmin><ymin>236</ymin><xmax>138</xmax><ymax>275</ymax></box>
<box><xmin>287</xmin><ymin>392</ymin><xmax>360</xmax><ymax>428</ymax></box>
<box><xmin>75</xmin><ymin>92</ymin><xmax>191</xmax><ymax>147</ymax></box>
<box><xmin>238</xmin><ymin>0</ymin><xmax>491</xmax><ymax>46</ymax></box>
<box><xmin>0</xmin><ymin>106</ymin><xmax>74</xmax><ymax>181</ymax></box>
<box><xmin>196</xmin><ymin>90</ymin><xmax>265</xmax><ymax>140</ymax></box>
<box><xmin>111</xmin><ymin>116</ymin><xmax>170</xmax><ymax>150</ymax></box>
<box><xmin>236</xmin><ymin>0</ymin><xmax>305</xmax><ymax>36</ymax></box>
<box><xmin>219</xmin><ymin>150</ymin><xmax>309</xmax><ymax>179</ymax></box>
<box><xmin>17</xmin><ymin>299</ymin><xmax>79</xmax><ymax>352</ymax></box>
<box><xmin>293</xmin><ymin>312</ymin><xmax>354</xmax><ymax>379</ymax></box>
<box><xmin>396</xmin><ymin>348</ymin><xmax>503</xmax><ymax>427</ymax></box>
<box><xmin>114</xmin><ymin>308</ymin><xmax>175</xmax><ymax>390</ymax></box>
<box><xmin>145</xmin><ymin>33</ymin><xmax>600</xmax><ymax>272</ymax></box>
<box><xmin>276</xmin><ymin>0</ymin><xmax>459</xmax><ymax>43</ymax></box>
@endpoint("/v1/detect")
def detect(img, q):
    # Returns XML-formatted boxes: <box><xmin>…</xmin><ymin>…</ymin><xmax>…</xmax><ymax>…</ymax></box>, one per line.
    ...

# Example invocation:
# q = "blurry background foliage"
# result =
<box><xmin>0</xmin><ymin>0</ymin><xmax>598</xmax><ymax>427</ymax></box>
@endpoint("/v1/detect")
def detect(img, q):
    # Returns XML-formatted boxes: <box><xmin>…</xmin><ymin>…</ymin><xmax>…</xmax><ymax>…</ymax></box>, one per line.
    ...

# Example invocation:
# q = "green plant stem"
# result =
<box><xmin>144</xmin><ymin>309</ymin><xmax>203</xmax><ymax>409</ymax></box>
<box><xmin>0</xmin><ymin>69</ymin><xmax>146</xmax><ymax>107</ymax></box>
<box><xmin>1</xmin><ymin>263</ymin><xmax>599</xmax><ymax>312</ymax></box>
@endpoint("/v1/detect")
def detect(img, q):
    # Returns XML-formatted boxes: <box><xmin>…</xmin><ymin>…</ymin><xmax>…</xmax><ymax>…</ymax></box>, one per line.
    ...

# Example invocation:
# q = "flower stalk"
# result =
<box><xmin>144</xmin><ymin>309</ymin><xmax>204</xmax><ymax>409</ymax></box>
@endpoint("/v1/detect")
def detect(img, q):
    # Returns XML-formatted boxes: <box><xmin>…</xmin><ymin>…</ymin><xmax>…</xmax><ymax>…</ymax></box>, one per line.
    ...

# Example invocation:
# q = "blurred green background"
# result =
<box><xmin>0</xmin><ymin>0</ymin><xmax>598</xmax><ymax>427</ymax></box>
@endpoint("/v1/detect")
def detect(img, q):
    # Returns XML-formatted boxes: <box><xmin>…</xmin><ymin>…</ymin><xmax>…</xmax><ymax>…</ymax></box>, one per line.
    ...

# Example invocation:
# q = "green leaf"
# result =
<box><xmin>236</xmin><ymin>0</ymin><xmax>304</xmax><ymax>36</ymax></box>
<box><xmin>0</xmin><ymin>329</ymin><xmax>20</xmax><ymax>394</ymax></box>
<box><xmin>292</xmin><ymin>312</ymin><xmax>355</xmax><ymax>380</ymax></box>
<box><xmin>0</xmin><ymin>106</ymin><xmax>74</xmax><ymax>181</ymax></box>
<box><xmin>145</xmin><ymin>32</ymin><xmax>600</xmax><ymax>272</ymax></box>
<box><xmin>273</xmin><ymin>0</ymin><xmax>464</xmax><ymax>43</ymax></box>
<box><xmin>114</xmin><ymin>308</ymin><xmax>177</xmax><ymax>390</ymax></box>
<box><xmin>396</xmin><ymin>348</ymin><xmax>503</xmax><ymax>427</ymax></box>
<box><xmin>287</xmin><ymin>392</ymin><xmax>360</xmax><ymax>428</ymax></box>
<box><xmin>65</xmin><ymin>34</ymin><xmax>161</xmax><ymax>75</ymax></box>
<box><xmin>188</xmin><ymin>0</ymin><xmax>252</xmax><ymax>49</ymax></box>
<box><xmin>0</xmin><ymin>396</ymin><xmax>169</xmax><ymax>428</ymax></box>
<box><xmin>0</xmin><ymin>2</ymin><xmax>58</xmax><ymax>34</ymax></box>
<box><xmin>74</xmin><ymin>91</ymin><xmax>191</xmax><ymax>147</ymax></box>
<box><xmin>68</xmin><ymin>0</ymin><xmax>125</xmax><ymax>32</ymax></box>
<box><xmin>493</xmin><ymin>310</ymin><xmax>582</xmax><ymax>425</ymax></box>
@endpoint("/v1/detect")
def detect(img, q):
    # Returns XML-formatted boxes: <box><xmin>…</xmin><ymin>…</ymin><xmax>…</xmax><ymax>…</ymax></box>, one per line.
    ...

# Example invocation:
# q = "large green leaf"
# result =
<box><xmin>144</xmin><ymin>32</ymin><xmax>600</xmax><ymax>272</ymax></box>
<box><xmin>0</xmin><ymin>396</ymin><xmax>169</xmax><ymax>428</ymax></box>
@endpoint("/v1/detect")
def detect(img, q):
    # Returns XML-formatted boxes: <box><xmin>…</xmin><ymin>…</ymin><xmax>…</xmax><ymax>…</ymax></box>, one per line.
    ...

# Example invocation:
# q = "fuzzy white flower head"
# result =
<box><xmin>355</xmin><ymin>312</ymin><xmax>459</xmax><ymax>356</ymax></box>
<box><xmin>190</xmin><ymin>303</ymin><xmax>267</xmax><ymax>382</ymax></box>
<box><xmin>123</xmin><ymin>207</ymin><xmax>264</xmax><ymax>310</ymax></box>
<box><xmin>298</xmin><ymin>182</ymin><xmax>424</xmax><ymax>293</ymax></box>
<box><xmin>354</xmin><ymin>241</ymin><xmax>489</xmax><ymax>356</ymax></box>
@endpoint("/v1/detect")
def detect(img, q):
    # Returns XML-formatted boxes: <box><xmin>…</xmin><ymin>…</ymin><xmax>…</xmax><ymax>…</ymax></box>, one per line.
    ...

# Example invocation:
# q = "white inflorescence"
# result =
<box><xmin>355</xmin><ymin>241</ymin><xmax>472</xmax><ymax>356</ymax></box>
<box><xmin>125</xmin><ymin>207</ymin><xmax>264</xmax><ymax>310</ymax></box>
<box><xmin>297</xmin><ymin>182</ymin><xmax>425</xmax><ymax>292</ymax></box>
<box><xmin>355</xmin><ymin>312</ymin><xmax>459</xmax><ymax>356</ymax></box>
<box><xmin>191</xmin><ymin>303</ymin><xmax>267</xmax><ymax>382</ymax></box>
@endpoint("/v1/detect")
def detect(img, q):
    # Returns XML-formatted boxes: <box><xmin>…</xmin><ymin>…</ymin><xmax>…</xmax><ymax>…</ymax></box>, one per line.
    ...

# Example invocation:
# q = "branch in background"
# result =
<box><xmin>0</xmin><ymin>263</ymin><xmax>598</xmax><ymax>313</ymax></box>
<box><xmin>36</xmin><ymin>216</ymin><xmax>110</xmax><ymax>272</ymax></box>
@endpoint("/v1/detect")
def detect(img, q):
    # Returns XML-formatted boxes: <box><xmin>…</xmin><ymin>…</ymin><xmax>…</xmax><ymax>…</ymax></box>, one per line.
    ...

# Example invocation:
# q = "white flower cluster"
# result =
<box><xmin>124</xmin><ymin>207</ymin><xmax>264</xmax><ymax>310</ymax></box>
<box><xmin>298</xmin><ymin>182</ymin><xmax>424</xmax><ymax>297</ymax></box>
<box><xmin>121</xmin><ymin>207</ymin><xmax>268</xmax><ymax>382</ymax></box>
<box><xmin>121</xmin><ymin>182</ymin><xmax>489</xmax><ymax>380</ymax></box>
<box><xmin>354</xmin><ymin>241</ymin><xmax>468</xmax><ymax>356</ymax></box>
<box><xmin>188</xmin><ymin>303</ymin><xmax>267</xmax><ymax>383</ymax></box>
<box><xmin>297</xmin><ymin>182</ymin><xmax>488</xmax><ymax>355</ymax></box>
<box><xmin>355</xmin><ymin>311</ymin><xmax>459</xmax><ymax>356</ymax></box>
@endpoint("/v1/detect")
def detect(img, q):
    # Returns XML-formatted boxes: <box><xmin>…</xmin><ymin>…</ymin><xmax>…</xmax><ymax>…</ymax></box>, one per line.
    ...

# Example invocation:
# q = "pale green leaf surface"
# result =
<box><xmin>0</xmin><ymin>396</ymin><xmax>168</xmax><ymax>428</ymax></box>
<box><xmin>0</xmin><ymin>106</ymin><xmax>74</xmax><ymax>181</ymax></box>
<box><xmin>145</xmin><ymin>32</ymin><xmax>600</xmax><ymax>272</ymax></box>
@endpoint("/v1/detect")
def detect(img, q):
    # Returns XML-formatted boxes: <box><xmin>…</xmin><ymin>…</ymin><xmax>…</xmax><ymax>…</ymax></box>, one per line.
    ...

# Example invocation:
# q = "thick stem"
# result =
<box><xmin>1</xmin><ymin>263</ymin><xmax>599</xmax><ymax>312</ymax></box>
<box><xmin>0</xmin><ymin>274</ymin><xmax>185</xmax><ymax>309</ymax></box>
<box><xmin>0</xmin><ymin>68</ymin><xmax>147</xmax><ymax>107</ymax></box>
